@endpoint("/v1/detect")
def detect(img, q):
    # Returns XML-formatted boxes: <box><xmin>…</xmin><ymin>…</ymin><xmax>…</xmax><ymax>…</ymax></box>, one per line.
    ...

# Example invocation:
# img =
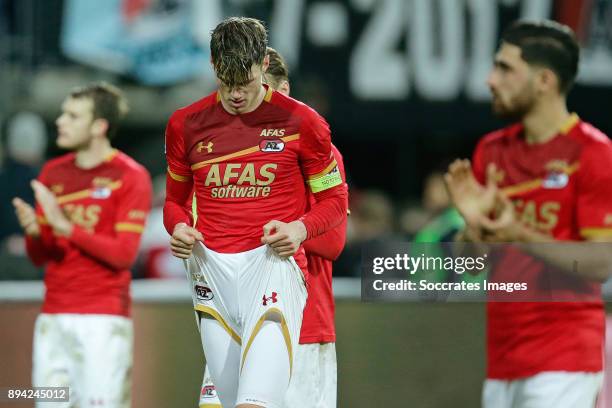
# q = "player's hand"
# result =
<box><xmin>12</xmin><ymin>197</ymin><xmax>41</xmax><ymax>237</ymax></box>
<box><xmin>31</xmin><ymin>180</ymin><xmax>73</xmax><ymax>237</ymax></box>
<box><xmin>170</xmin><ymin>223</ymin><xmax>204</xmax><ymax>259</ymax></box>
<box><xmin>455</xmin><ymin>224</ymin><xmax>483</xmax><ymax>243</ymax></box>
<box><xmin>261</xmin><ymin>220</ymin><xmax>307</xmax><ymax>258</ymax></box>
<box><xmin>445</xmin><ymin>160</ymin><xmax>498</xmax><ymax>228</ymax></box>
<box><xmin>478</xmin><ymin>191</ymin><xmax>523</xmax><ymax>242</ymax></box>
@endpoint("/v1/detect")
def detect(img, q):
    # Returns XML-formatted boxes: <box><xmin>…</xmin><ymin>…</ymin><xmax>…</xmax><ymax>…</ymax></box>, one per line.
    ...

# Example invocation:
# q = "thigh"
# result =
<box><xmin>33</xmin><ymin>314</ymin><xmax>73</xmax><ymax>408</ymax></box>
<box><xmin>284</xmin><ymin>343</ymin><xmax>333</xmax><ymax>408</ymax></box>
<box><xmin>201</xmin><ymin>314</ymin><xmax>242</xmax><ymax>408</ymax></box>
<box><xmin>78</xmin><ymin>315</ymin><xmax>133</xmax><ymax>408</ymax></box>
<box><xmin>237</xmin><ymin>320</ymin><xmax>290</xmax><ymax>408</ymax></box>
<box><xmin>240</xmin><ymin>248</ymin><xmax>307</xmax><ymax>374</ymax></box>
<box><xmin>318</xmin><ymin>343</ymin><xmax>337</xmax><ymax>408</ymax></box>
<box><xmin>237</xmin><ymin>249</ymin><xmax>308</xmax><ymax>408</ymax></box>
<box><xmin>517</xmin><ymin>371</ymin><xmax>603</xmax><ymax>408</ymax></box>
<box><xmin>199</xmin><ymin>364</ymin><xmax>222</xmax><ymax>408</ymax></box>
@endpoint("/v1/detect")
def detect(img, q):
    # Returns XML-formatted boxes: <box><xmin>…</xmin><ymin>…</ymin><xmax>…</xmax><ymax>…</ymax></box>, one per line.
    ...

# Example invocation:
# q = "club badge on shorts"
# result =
<box><xmin>195</xmin><ymin>284</ymin><xmax>214</xmax><ymax>301</ymax></box>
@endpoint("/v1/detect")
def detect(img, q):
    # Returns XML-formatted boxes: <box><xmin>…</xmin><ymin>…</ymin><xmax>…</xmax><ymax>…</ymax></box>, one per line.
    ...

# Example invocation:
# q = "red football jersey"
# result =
<box><xmin>26</xmin><ymin>150</ymin><xmax>152</xmax><ymax>317</ymax></box>
<box><xmin>164</xmin><ymin>86</ymin><xmax>346</xmax><ymax>273</ymax></box>
<box><xmin>473</xmin><ymin>114</ymin><xmax>612</xmax><ymax>379</ymax></box>
<box><xmin>300</xmin><ymin>145</ymin><xmax>348</xmax><ymax>344</ymax></box>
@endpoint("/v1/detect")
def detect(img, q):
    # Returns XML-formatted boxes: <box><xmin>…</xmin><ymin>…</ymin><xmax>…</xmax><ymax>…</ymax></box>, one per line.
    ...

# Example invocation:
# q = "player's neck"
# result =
<box><xmin>522</xmin><ymin>97</ymin><xmax>570</xmax><ymax>145</ymax></box>
<box><xmin>75</xmin><ymin>138</ymin><xmax>114</xmax><ymax>169</ymax></box>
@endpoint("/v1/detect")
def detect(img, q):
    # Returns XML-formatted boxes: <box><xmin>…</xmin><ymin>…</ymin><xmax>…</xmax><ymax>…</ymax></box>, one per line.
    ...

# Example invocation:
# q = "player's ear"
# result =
<box><xmin>91</xmin><ymin>118</ymin><xmax>109</xmax><ymax>138</ymax></box>
<box><xmin>262</xmin><ymin>54</ymin><xmax>270</xmax><ymax>73</ymax></box>
<box><xmin>536</xmin><ymin>67</ymin><xmax>558</xmax><ymax>94</ymax></box>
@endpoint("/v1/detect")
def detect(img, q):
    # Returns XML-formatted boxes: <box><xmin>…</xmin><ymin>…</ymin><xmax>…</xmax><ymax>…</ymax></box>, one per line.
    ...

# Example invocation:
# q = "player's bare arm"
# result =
<box><xmin>170</xmin><ymin>222</ymin><xmax>203</xmax><ymax>259</ymax></box>
<box><xmin>478</xmin><ymin>191</ymin><xmax>612</xmax><ymax>282</ymax></box>
<box><xmin>261</xmin><ymin>220</ymin><xmax>307</xmax><ymax>258</ymax></box>
<box><xmin>12</xmin><ymin>197</ymin><xmax>41</xmax><ymax>237</ymax></box>
<box><xmin>30</xmin><ymin>180</ymin><xmax>73</xmax><ymax>237</ymax></box>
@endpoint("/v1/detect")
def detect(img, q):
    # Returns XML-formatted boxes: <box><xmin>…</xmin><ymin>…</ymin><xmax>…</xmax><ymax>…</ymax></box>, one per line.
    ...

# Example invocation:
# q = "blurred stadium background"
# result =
<box><xmin>1</xmin><ymin>0</ymin><xmax>611</xmax><ymax>407</ymax></box>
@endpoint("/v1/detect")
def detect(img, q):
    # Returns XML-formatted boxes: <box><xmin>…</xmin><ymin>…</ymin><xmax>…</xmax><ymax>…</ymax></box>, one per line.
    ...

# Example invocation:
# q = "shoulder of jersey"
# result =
<box><xmin>112</xmin><ymin>151</ymin><xmax>150</xmax><ymax>178</ymax></box>
<box><xmin>479</xmin><ymin>123</ymin><xmax>522</xmax><ymax>149</ymax></box>
<box><xmin>41</xmin><ymin>152</ymin><xmax>76</xmax><ymax>173</ymax></box>
<box><xmin>269</xmin><ymin>90</ymin><xmax>322</xmax><ymax>122</ymax></box>
<box><xmin>169</xmin><ymin>90</ymin><xmax>218</xmax><ymax>121</ymax></box>
<box><xmin>569</xmin><ymin>120</ymin><xmax>612</xmax><ymax>148</ymax></box>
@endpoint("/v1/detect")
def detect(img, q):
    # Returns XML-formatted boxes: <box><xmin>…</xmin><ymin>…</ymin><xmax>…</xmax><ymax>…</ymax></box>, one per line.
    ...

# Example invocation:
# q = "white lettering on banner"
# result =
<box><xmin>349</xmin><ymin>0</ymin><xmax>408</xmax><ymax>100</ymax></box>
<box><xmin>233</xmin><ymin>0</ymin><xmax>612</xmax><ymax>99</ymax></box>
<box><xmin>465</xmin><ymin>0</ymin><xmax>497</xmax><ymax>100</ymax></box>
<box><xmin>412</xmin><ymin>0</ymin><xmax>463</xmax><ymax>100</ymax></box>
<box><xmin>270</xmin><ymin>0</ymin><xmax>306</xmax><ymax>68</ymax></box>
<box><xmin>345</xmin><ymin>0</ymin><xmax>611</xmax><ymax>101</ymax></box>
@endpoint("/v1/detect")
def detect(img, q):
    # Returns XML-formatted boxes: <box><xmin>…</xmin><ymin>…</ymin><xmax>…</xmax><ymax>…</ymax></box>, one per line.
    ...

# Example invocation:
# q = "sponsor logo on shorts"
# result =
<box><xmin>259</xmin><ymin>139</ymin><xmax>285</xmax><ymax>152</ymax></box>
<box><xmin>200</xmin><ymin>385</ymin><xmax>217</xmax><ymax>399</ymax></box>
<box><xmin>195</xmin><ymin>284</ymin><xmax>214</xmax><ymax>301</ymax></box>
<box><xmin>262</xmin><ymin>291</ymin><xmax>278</xmax><ymax>306</ymax></box>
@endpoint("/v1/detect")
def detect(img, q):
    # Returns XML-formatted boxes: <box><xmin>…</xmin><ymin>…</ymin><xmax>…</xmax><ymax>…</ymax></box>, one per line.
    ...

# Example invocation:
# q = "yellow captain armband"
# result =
<box><xmin>307</xmin><ymin>162</ymin><xmax>343</xmax><ymax>193</ymax></box>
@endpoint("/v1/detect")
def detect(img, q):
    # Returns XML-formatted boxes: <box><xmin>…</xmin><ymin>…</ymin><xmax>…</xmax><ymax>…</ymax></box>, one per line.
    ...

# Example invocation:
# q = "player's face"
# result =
<box><xmin>487</xmin><ymin>43</ymin><xmax>537</xmax><ymax>120</ymax></box>
<box><xmin>216</xmin><ymin>58</ymin><xmax>270</xmax><ymax>115</ymax></box>
<box><xmin>275</xmin><ymin>79</ymin><xmax>290</xmax><ymax>96</ymax></box>
<box><xmin>55</xmin><ymin>97</ymin><xmax>96</xmax><ymax>150</ymax></box>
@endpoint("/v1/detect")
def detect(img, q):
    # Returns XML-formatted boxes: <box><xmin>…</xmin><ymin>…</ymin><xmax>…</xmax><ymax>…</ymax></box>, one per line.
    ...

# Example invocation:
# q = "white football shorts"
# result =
<box><xmin>284</xmin><ymin>342</ymin><xmax>337</xmax><ymax>408</ymax></box>
<box><xmin>185</xmin><ymin>242</ymin><xmax>307</xmax><ymax>408</ymax></box>
<box><xmin>32</xmin><ymin>313</ymin><xmax>133</xmax><ymax>408</ymax></box>
<box><xmin>483</xmin><ymin>371</ymin><xmax>603</xmax><ymax>408</ymax></box>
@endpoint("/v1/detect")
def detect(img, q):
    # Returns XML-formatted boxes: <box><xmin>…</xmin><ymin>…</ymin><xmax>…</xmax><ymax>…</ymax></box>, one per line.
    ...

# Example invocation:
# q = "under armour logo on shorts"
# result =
<box><xmin>262</xmin><ymin>292</ymin><xmax>278</xmax><ymax>306</ymax></box>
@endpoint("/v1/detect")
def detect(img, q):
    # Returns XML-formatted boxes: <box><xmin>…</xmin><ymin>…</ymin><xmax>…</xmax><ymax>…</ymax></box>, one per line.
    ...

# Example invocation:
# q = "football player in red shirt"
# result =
<box><xmin>13</xmin><ymin>83</ymin><xmax>152</xmax><ymax>408</ymax></box>
<box><xmin>164</xmin><ymin>18</ymin><xmax>347</xmax><ymax>408</ymax></box>
<box><xmin>446</xmin><ymin>21</ymin><xmax>612</xmax><ymax>407</ymax></box>
<box><xmin>197</xmin><ymin>47</ymin><xmax>348</xmax><ymax>408</ymax></box>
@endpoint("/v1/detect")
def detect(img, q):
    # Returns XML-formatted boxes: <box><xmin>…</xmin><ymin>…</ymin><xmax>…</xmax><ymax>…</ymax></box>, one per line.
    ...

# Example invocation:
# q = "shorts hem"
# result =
<box><xmin>299</xmin><ymin>335</ymin><xmax>336</xmax><ymax>344</ymax></box>
<box><xmin>236</xmin><ymin>397</ymin><xmax>282</xmax><ymax>408</ymax></box>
